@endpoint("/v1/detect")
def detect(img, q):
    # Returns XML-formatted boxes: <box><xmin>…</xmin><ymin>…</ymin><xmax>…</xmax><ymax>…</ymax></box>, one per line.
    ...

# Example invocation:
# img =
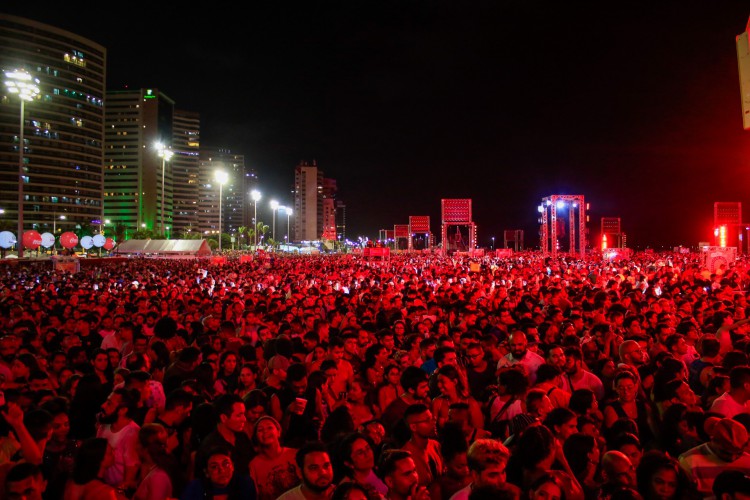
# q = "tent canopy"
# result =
<box><xmin>113</xmin><ymin>239</ymin><xmax>212</xmax><ymax>256</ymax></box>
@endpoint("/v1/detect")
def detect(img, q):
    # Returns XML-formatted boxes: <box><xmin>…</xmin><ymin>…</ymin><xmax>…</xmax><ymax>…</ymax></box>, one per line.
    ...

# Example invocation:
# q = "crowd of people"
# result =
<box><xmin>0</xmin><ymin>249</ymin><xmax>750</xmax><ymax>499</ymax></box>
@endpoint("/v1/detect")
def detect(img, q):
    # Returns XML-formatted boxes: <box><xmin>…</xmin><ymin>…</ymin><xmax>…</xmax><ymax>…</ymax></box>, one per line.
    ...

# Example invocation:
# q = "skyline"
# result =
<box><xmin>4</xmin><ymin>2</ymin><xmax>750</xmax><ymax>248</ymax></box>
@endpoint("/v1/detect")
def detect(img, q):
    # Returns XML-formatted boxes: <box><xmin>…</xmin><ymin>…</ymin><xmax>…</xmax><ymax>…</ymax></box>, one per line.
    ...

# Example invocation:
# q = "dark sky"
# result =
<box><xmin>6</xmin><ymin>1</ymin><xmax>750</xmax><ymax>248</ymax></box>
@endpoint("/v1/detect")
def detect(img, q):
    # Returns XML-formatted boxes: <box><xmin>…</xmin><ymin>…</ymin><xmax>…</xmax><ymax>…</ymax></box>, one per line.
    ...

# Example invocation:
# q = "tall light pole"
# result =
<box><xmin>53</xmin><ymin>214</ymin><xmax>65</xmax><ymax>254</ymax></box>
<box><xmin>215</xmin><ymin>170</ymin><xmax>228</xmax><ymax>252</ymax></box>
<box><xmin>251</xmin><ymin>189</ymin><xmax>261</xmax><ymax>250</ymax></box>
<box><xmin>156</xmin><ymin>143</ymin><xmax>173</xmax><ymax>236</ymax></box>
<box><xmin>53</xmin><ymin>214</ymin><xmax>65</xmax><ymax>235</ymax></box>
<box><xmin>491</xmin><ymin>236</ymin><xmax>495</xmax><ymax>250</ymax></box>
<box><xmin>285</xmin><ymin>207</ymin><xmax>293</xmax><ymax>244</ymax></box>
<box><xmin>270</xmin><ymin>200</ymin><xmax>279</xmax><ymax>244</ymax></box>
<box><xmin>5</xmin><ymin>69</ymin><xmax>40</xmax><ymax>258</ymax></box>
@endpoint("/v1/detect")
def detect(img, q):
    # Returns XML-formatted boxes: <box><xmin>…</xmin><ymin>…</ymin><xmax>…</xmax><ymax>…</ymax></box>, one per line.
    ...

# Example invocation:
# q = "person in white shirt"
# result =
<box><xmin>710</xmin><ymin>365</ymin><xmax>750</xmax><ymax>419</ymax></box>
<box><xmin>496</xmin><ymin>331</ymin><xmax>544</xmax><ymax>385</ymax></box>
<box><xmin>96</xmin><ymin>387</ymin><xmax>141</xmax><ymax>492</ymax></box>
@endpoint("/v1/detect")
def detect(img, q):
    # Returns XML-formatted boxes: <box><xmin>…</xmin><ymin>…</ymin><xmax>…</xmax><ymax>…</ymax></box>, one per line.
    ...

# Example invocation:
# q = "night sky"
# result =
<box><xmin>5</xmin><ymin>2</ymin><xmax>750</xmax><ymax>249</ymax></box>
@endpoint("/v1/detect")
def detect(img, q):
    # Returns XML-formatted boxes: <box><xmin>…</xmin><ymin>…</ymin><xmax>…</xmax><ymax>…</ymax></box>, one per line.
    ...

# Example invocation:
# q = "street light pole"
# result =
<box><xmin>270</xmin><ymin>200</ymin><xmax>279</xmax><ymax>244</ymax></box>
<box><xmin>286</xmin><ymin>207</ymin><xmax>293</xmax><ymax>244</ymax></box>
<box><xmin>215</xmin><ymin>171</ymin><xmax>228</xmax><ymax>253</ymax></box>
<box><xmin>53</xmin><ymin>214</ymin><xmax>65</xmax><ymax>254</ymax></box>
<box><xmin>251</xmin><ymin>190</ymin><xmax>261</xmax><ymax>251</ymax></box>
<box><xmin>156</xmin><ymin>144</ymin><xmax>173</xmax><ymax>236</ymax></box>
<box><xmin>5</xmin><ymin>69</ymin><xmax>40</xmax><ymax>258</ymax></box>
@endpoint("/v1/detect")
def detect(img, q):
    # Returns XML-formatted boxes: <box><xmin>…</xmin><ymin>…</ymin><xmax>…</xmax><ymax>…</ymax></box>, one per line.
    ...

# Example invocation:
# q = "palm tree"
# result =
<box><xmin>256</xmin><ymin>222</ymin><xmax>269</xmax><ymax>248</ymax></box>
<box><xmin>237</xmin><ymin>226</ymin><xmax>247</xmax><ymax>250</ymax></box>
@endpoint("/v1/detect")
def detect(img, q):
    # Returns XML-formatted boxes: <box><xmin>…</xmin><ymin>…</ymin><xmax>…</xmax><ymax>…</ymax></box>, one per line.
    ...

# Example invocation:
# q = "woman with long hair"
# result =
<box><xmin>376</xmin><ymin>364</ymin><xmax>401</xmax><ymax>417</ymax></box>
<box><xmin>346</xmin><ymin>378</ymin><xmax>375</xmax><ymax>429</ymax></box>
<box><xmin>63</xmin><ymin>437</ymin><xmax>122</xmax><ymax>499</ymax></box>
<box><xmin>214</xmin><ymin>351</ymin><xmax>240</xmax><ymax>396</ymax></box>
<box><xmin>90</xmin><ymin>348</ymin><xmax>114</xmax><ymax>395</ymax></box>
<box><xmin>235</xmin><ymin>363</ymin><xmax>259</xmax><ymax>400</ymax></box>
<box><xmin>432</xmin><ymin>364</ymin><xmax>484</xmax><ymax>430</ymax></box>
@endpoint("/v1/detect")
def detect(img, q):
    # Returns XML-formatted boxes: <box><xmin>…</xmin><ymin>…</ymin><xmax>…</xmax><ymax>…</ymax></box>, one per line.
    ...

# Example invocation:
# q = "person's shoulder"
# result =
<box><xmin>276</xmin><ymin>484</ymin><xmax>304</xmax><ymax>500</ymax></box>
<box><xmin>448</xmin><ymin>484</ymin><xmax>470</xmax><ymax>500</ymax></box>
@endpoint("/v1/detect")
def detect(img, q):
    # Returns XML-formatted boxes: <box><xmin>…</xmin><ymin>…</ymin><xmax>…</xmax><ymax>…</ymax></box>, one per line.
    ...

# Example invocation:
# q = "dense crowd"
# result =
<box><xmin>1</xmin><ymin>250</ymin><xmax>750</xmax><ymax>499</ymax></box>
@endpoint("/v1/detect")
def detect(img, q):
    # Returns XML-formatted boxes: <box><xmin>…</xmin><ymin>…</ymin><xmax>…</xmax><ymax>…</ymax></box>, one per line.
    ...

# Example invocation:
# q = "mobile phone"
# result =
<box><xmin>93</xmin><ymin>284</ymin><xmax>98</xmax><ymax>291</ymax></box>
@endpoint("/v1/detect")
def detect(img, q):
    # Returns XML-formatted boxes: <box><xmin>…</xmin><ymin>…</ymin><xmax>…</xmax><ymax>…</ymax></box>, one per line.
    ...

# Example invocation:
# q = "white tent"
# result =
<box><xmin>112</xmin><ymin>239</ymin><xmax>212</xmax><ymax>257</ymax></box>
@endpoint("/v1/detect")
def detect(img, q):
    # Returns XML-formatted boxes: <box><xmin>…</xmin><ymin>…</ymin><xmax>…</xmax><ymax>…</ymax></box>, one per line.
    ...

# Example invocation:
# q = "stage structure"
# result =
<box><xmin>441</xmin><ymin>199</ymin><xmax>476</xmax><ymax>255</ymax></box>
<box><xmin>601</xmin><ymin>217</ymin><xmax>625</xmax><ymax>249</ymax></box>
<box><xmin>408</xmin><ymin>216</ymin><xmax>432</xmax><ymax>251</ymax></box>
<box><xmin>714</xmin><ymin>202</ymin><xmax>743</xmax><ymax>251</ymax></box>
<box><xmin>378</xmin><ymin>229</ymin><xmax>394</xmax><ymax>245</ymax></box>
<box><xmin>394</xmin><ymin>224</ymin><xmax>410</xmax><ymax>251</ymax></box>
<box><xmin>503</xmin><ymin>230</ymin><xmax>524</xmax><ymax>252</ymax></box>
<box><xmin>539</xmin><ymin>195</ymin><xmax>587</xmax><ymax>258</ymax></box>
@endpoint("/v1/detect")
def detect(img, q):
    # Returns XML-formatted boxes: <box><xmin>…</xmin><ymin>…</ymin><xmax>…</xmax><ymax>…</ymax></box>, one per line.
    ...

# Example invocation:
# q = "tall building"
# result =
<box><xmin>104</xmin><ymin>88</ymin><xmax>174</xmax><ymax>235</ymax></box>
<box><xmin>321</xmin><ymin>178</ymin><xmax>337</xmax><ymax>240</ymax></box>
<box><xmin>172</xmin><ymin>110</ymin><xmax>200</xmax><ymax>236</ymax></box>
<box><xmin>0</xmin><ymin>14</ymin><xmax>105</xmax><ymax>237</ymax></box>
<box><xmin>198</xmin><ymin>148</ymin><xmax>247</xmax><ymax>239</ymax></box>
<box><xmin>336</xmin><ymin>200</ymin><xmax>347</xmax><ymax>242</ymax></box>
<box><xmin>293</xmin><ymin>160</ymin><xmax>323</xmax><ymax>242</ymax></box>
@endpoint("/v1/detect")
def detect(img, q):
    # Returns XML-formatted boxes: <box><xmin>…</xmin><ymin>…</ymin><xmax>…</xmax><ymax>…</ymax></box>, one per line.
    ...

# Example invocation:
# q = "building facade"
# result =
<box><xmin>198</xmin><ymin>148</ymin><xmax>247</xmax><ymax>241</ymax></box>
<box><xmin>104</xmin><ymin>88</ymin><xmax>174</xmax><ymax>236</ymax></box>
<box><xmin>0</xmin><ymin>14</ymin><xmax>105</xmax><ymax>238</ymax></box>
<box><xmin>293</xmin><ymin>160</ymin><xmax>322</xmax><ymax>242</ymax></box>
<box><xmin>172</xmin><ymin>110</ymin><xmax>200</xmax><ymax>236</ymax></box>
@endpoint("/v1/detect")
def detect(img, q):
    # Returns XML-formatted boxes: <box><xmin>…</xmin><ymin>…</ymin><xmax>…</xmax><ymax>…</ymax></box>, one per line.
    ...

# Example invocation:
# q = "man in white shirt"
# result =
<box><xmin>563</xmin><ymin>345</ymin><xmax>605</xmax><ymax>401</ymax></box>
<box><xmin>710</xmin><ymin>365</ymin><xmax>750</xmax><ymax>418</ymax></box>
<box><xmin>96</xmin><ymin>388</ymin><xmax>141</xmax><ymax>492</ymax></box>
<box><xmin>496</xmin><ymin>331</ymin><xmax>544</xmax><ymax>385</ymax></box>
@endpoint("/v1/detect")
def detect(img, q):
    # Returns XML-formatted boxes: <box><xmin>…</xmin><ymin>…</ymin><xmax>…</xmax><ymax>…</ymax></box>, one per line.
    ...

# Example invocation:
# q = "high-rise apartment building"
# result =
<box><xmin>198</xmin><ymin>148</ymin><xmax>247</xmax><ymax>238</ymax></box>
<box><xmin>0</xmin><ymin>14</ymin><xmax>105</xmax><ymax>237</ymax></box>
<box><xmin>172</xmin><ymin>110</ymin><xmax>200</xmax><ymax>236</ymax></box>
<box><xmin>104</xmin><ymin>88</ymin><xmax>174</xmax><ymax>235</ymax></box>
<box><xmin>293</xmin><ymin>161</ymin><xmax>322</xmax><ymax>242</ymax></box>
<box><xmin>292</xmin><ymin>160</ymin><xmax>339</xmax><ymax>242</ymax></box>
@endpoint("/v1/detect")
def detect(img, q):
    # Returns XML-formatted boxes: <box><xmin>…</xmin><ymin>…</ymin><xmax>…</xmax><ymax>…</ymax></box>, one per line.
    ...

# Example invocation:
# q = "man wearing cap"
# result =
<box><xmin>678</xmin><ymin>417</ymin><xmax>750</xmax><ymax>496</ymax></box>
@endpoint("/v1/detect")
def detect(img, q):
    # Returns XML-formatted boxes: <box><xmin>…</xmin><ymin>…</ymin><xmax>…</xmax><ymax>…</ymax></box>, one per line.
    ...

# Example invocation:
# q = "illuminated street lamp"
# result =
<box><xmin>53</xmin><ymin>214</ymin><xmax>65</xmax><ymax>235</ymax></box>
<box><xmin>52</xmin><ymin>214</ymin><xmax>65</xmax><ymax>254</ymax></box>
<box><xmin>284</xmin><ymin>207</ymin><xmax>293</xmax><ymax>243</ymax></box>
<box><xmin>251</xmin><ymin>190</ymin><xmax>261</xmax><ymax>250</ymax></box>
<box><xmin>215</xmin><ymin>170</ymin><xmax>229</xmax><ymax>252</ymax></box>
<box><xmin>270</xmin><ymin>200</ymin><xmax>279</xmax><ymax>244</ymax></box>
<box><xmin>4</xmin><ymin>69</ymin><xmax>40</xmax><ymax>258</ymax></box>
<box><xmin>491</xmin><ymin>236</ymin><xmax>495</xmax><ymax>250</ymax></box>
<box><xmin>155</xmin><ymin>143</ymin><xmax>174</xmax><ymax>236</ymax></box>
